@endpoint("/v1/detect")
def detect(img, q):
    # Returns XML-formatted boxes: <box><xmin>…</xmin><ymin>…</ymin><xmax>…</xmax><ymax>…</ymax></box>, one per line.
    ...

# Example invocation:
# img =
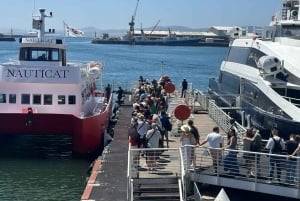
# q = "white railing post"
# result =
<box><xmin>127</xmin><ymin>147</ymin><xmax>132</xmax><ymax>201</ymax></box>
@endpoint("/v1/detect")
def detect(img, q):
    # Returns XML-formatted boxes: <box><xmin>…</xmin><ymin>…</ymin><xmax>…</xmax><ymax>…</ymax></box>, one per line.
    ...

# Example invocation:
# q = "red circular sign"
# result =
<box><xmin>174</xmin><ymin>104</ymin><xmax>191</xmax><ymax>121</ymax></box>
<box><xmin>164</xmin><ymin>82</ymin><xmax>175</xmax><ymax>93</ymax></box>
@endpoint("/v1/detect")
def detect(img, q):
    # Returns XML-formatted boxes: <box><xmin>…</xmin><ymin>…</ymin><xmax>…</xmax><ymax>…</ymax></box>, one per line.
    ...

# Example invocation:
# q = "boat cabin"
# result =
<box><xmin>18</xmin><ymin>38</ymin><xmax>66</xmax><ymax>66</ymax></box>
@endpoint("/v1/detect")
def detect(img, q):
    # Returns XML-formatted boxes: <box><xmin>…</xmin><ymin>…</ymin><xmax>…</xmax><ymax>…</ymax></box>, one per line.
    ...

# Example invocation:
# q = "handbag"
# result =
<box><xmin>146</xmin><ymin>130</ymin><xmax>156</xmax><ymax>148</ymax></box>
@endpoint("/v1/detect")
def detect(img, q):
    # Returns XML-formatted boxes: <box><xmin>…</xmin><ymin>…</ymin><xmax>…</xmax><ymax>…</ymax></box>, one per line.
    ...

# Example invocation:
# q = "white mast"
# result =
<box><xmin>33</xmin><ymin>8</ymin><xmax>53</xmax><ymax>38</ymax></box>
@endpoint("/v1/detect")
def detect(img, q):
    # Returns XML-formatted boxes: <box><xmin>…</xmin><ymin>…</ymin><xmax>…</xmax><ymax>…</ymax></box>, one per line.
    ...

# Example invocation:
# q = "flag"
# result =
<box><xmin>64</xmin><ymin>21</ymin><xmax>84</xmax><ymax>37</ymax></box>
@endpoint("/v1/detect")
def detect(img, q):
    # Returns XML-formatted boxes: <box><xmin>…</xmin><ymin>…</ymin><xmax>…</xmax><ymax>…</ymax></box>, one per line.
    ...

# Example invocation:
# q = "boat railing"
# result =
<box><xmin>282</xmin><ymin>95</ymin><xmax>300</xmax><ymax>107</ymax></box>
<box><xmin>182</xmin><ymin>145</ymin><xmax>300</xmax><ymax>198</ymax></box>
<box><xmin>127</xmin><ymin>147</ymin><xmax>183</xmax><ymax>201</ymax></box>
<box><xmin>192</xmin><ymin>89</ymin><xmax>249</xmax><ymax>146</ymax></box>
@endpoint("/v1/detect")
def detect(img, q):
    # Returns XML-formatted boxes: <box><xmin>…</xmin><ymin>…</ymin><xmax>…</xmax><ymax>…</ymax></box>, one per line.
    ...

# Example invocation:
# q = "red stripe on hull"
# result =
<box><xmin>0</xmin><ymin>106</ymin><xmax>111</xmax><ymax>154</ymax></box>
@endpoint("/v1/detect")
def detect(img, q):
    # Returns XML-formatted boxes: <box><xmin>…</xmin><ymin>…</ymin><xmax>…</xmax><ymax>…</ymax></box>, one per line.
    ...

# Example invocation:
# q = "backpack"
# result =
<box><xmin>165</xmin><ymin>120</ymin><xmax>172</xmax><ymax>131</ymax></box>
<box><xmin>128</xmin><ymin>127</ymin><xmax>139</xmax><ymax>142</ymax></box>
<box><xmin>271</xmin><ymin>137</ymin><xmax>282</xmax><ymax>154</ymax></box>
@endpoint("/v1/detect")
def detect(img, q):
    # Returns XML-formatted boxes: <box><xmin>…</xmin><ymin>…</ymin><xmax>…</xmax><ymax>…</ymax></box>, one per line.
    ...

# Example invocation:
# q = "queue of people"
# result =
<box><xmin>128</xmin><ymin>75</ymin><xmax>174</xmax><ymax>173</ymax></box>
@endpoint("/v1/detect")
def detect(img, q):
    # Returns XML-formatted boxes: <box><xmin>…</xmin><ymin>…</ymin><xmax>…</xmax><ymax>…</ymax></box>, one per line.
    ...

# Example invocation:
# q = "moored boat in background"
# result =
<box><xmin>0</xmin><ymin>8</ymin><xmax>112</xmax><ymax>154</ymax></box>
<box><xmin>0</xmin><ymin>33</ymin><xmax>15</xmax><ymax>41</ymax></box>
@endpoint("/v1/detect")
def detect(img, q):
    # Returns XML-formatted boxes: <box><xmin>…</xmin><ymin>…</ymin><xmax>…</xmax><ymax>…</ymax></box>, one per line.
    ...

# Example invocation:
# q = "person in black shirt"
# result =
<box><xmin>188</xmin><ymin>120</ymin><xmax>200</xmax><ymax>166</ymax></box>
<box><xmin>105</xmin><ymin>84</ymin><xmax>111</xmax><ymax>101</ymax></box>
<box><xmin>285</xmin><ymin>134</ymin><xmax>299</xmax><ymax>184</ymax></box>
<box><xmin>117</xmin><ymin>86</ymin><xmax>124</xmax><ymax>103</ymax></box>
<box><xmin>181</xmin><ymin>78</ymin><xmax>188</xmax><ymax>98</ymax></box>
<box><xmin>188</xmin><ymin>120</ymin><xmax>200</xmax><ymax>145</ymax></box>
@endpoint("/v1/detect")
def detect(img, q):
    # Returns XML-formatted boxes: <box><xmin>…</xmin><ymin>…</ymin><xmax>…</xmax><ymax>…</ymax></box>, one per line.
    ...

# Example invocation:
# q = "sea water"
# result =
<box><xmin>0</xmin><ymin>38</ymin><xmax>227</xmax><ymax>200</ymax></box>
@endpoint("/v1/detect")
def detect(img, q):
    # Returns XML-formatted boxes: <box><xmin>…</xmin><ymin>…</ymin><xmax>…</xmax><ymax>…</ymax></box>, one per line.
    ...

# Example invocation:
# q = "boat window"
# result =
<box><xmin>21</xmin><ymin>94</ymin><xmax>30</xmax><ymax>104</ymax></box>
<box><xmin>0</xmin><ymin>94</ymin><xmax>6</xmax><ymax>103</ymax></box>
<box><xmin>33</xmin><ymin>94</ymin><xmax>42</xmax><ymax>105</ymax></box>
<box><xmin>58</xmin><ymin>95</ymin><xmax>66</xmax><ymax>105</ymax></box>
<box><xmin>246</xmin><ymin>48</ymin><xmax>266</xmax><ymax>68</ymax></box>
<box><xmin>68</xmin><ymin>95</ymin><xmax>76</xmax><ymax>105</ymax></box>
<box><xmin>226</xmin><ymin>47</ymin><xmax>250</xmax><ymax>64</ymax></box>
<box><xmin>9</xmin><ymin>94</ymin><xmax>16</xmax><ymax>104</ymax></box>
<box><xmin>220</xmin><ymin>72</ymin><xmax>240</xmax><ymax>94</ymax></box>
<box><xmin>44</xmin><ymin>94</ymin><xmax>52</xmax><ymax>105</ymax></box>
<box><xmin>281</xmin><ymin>25</ymin><xmax>300</xmax><ymax>38</ymax></box>
<box><xmin>19</xmin><ymin>47</ymin><xmax>60</xmax><ymax>61</ymax></box>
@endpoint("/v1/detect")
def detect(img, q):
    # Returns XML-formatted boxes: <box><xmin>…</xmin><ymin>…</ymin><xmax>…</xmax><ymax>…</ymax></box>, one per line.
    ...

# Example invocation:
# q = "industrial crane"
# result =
<box><xmin>129</xmin><ymin>0</ymin><xmax>140</xmax><ymax>34</ymax></box>
<box><xmin>149</xmin><ymin>19</ymin><xmax>160</xmax><ymax>36</ymax></box>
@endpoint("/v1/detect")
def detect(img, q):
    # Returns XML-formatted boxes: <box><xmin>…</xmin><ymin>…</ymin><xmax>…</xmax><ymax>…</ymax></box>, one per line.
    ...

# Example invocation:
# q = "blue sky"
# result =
<box><xmin>0</xmin><ymin>0</ymin><xmax>283</xmax><ymax>31</ymax></box>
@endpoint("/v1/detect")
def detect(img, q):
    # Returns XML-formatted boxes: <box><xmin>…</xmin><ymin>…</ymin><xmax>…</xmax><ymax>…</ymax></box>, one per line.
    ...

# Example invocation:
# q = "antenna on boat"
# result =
<box><xmin>33</xmin><ymin>0</ymin><xmax>36</xmax><ymax>13</ymax></box>
<box><xmin>32</xmin><ymin>8</ymin><xmax>53</xmax><ymax>38</ymax></box>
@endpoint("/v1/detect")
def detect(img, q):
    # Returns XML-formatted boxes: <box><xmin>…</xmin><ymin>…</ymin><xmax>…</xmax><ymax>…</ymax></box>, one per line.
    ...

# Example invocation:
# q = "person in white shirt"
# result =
<box><xmin>200</xmin><ymin>126</ymin><xmax>223</xmax><ymax>173</ymax></box>
<box><xmin>146</xmin><ymin>123</ymin><xmax>161</xmax><ymax>172</ymax></box>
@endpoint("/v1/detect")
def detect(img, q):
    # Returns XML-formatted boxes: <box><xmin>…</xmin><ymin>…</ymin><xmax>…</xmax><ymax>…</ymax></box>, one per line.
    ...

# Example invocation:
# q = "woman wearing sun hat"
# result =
<box><xmin>180</xmin><ymin>124</ymin><xmax>196</xmax><ymax>167</ymax></box>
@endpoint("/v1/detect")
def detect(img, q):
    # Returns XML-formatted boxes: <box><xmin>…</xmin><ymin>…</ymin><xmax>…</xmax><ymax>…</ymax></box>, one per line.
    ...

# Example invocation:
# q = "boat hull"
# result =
<box><xmin>0</xmin><ymin>107</ymin><xmax>111</xmax><ymax>154</ymax></box>
<box><xmin>0</xmin><ymin>37</ymin><xmax>15</xmax><ymax>41</ymax></box>
<box><xmin>91</xmin><ymin>38</ymin><xmax>229</xmax><ymax>47</ymax></box>
<box><xmin>91</xmin><ymin>38</ymin><xmax>131</xmax><ymax>45</ymax></box>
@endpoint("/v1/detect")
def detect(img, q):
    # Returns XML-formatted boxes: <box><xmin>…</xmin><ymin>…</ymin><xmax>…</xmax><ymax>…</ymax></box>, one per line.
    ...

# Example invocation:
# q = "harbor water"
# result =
<box><xmin>0</xmin><ymin>37</ymin><xmax>226</xmax><ymax>200</ymax></box>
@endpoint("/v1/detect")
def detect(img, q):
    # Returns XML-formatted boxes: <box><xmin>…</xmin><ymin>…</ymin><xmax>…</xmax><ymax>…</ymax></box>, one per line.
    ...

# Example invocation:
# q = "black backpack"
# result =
<box><xmin>271</xmin><ymin>137</ymin><xmax>282</xmax><ymax>154</ymax></box>
<box><xmin>165</xmin><ymin>120</ymin><xmax>172</xmax><ymax>131</ymax></box>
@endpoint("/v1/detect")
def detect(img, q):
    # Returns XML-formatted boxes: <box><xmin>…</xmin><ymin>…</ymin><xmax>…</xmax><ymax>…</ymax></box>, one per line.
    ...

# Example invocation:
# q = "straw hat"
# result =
<box><xmin>137</xmin><ymin>113</ymin><xmax>144</xmax><ymax>119</ymax></box>
<box><xmin>181</xmin><ymin>125</ymin><xmax>191</xmax><ymax>133</ymax></box>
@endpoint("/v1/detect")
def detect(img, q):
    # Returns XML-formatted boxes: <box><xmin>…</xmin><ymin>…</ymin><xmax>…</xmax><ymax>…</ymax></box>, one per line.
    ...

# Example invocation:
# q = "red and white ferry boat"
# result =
<box><xmin>0</xmin><ymin>9</ymin><xmax>112</xmax><ymax>154</ymax></box>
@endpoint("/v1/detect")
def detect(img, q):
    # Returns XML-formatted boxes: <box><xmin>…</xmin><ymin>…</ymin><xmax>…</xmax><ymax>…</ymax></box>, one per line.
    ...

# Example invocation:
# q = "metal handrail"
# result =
<box><xmin>178</xmin><ymin>178</ymin><xmax>184</xmax><ymax>201</ymax></box>
<box><xmin>179</xmin><ymin>147</ymin><xmax>187</xmax><ymax>201</ymax></box>
<box><xmin>127</xmin><ymin>147</ymin><xmax>132</xmax><ymax>201</ymax></box>
<box><xmin>189</xmin><ymin>145</ymin><xmax>300</xmax><ymax>188</ymax></box>
<box><xmin>193</xmin><ymin>181</ymin><xmax>202</xmax><ymax>201</ymax></box>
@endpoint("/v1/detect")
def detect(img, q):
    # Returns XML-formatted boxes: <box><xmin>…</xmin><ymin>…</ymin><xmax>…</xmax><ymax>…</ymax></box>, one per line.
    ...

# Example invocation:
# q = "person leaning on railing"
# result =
<box><xmin>222</xmin><ymin>128</ymin><xmax>239</xmax><ymax>175</ymax></box>
<box><xmin>290</xmin><ymin>135</ymin><xmax>300</xmax><ymax>157</ymax></box>
<box><xmin>286</xmin><ymin>134</ymin><xmax>300</xmax><ymax>185</ymax></box>
<box><xmin>244</xmin><ymin>127</ymin><xmax>262</xmax><ymax>177</ymax></box>
<box><xmin>243</xmin><ymin>129</ymin><xmax>254</xmax><ymax>177</ymax></box>
<box><xmin>265</xmin><ymin>128</ymin><xmax>285</xmax><ymax>183</ymax></box>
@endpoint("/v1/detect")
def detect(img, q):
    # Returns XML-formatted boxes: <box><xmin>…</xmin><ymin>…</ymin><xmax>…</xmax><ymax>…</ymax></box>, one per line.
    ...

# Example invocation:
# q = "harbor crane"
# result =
<box><xmin>149</xmin><ymin>19</ymin><xmax>160</xmax><ymax>36</ymax></box>
<box><xmin>129</xmin><ymin>0</ymin><xmax>140</xmax><ymax>33</ymax></box>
